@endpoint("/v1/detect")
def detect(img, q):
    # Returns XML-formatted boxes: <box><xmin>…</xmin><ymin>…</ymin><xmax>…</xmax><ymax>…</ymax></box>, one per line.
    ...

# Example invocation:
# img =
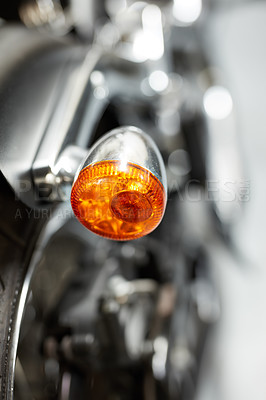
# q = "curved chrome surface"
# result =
<box><xmin>81</xmin><ymin>126</ymin><xmax>167</xmax><ymax>191</ymax></box>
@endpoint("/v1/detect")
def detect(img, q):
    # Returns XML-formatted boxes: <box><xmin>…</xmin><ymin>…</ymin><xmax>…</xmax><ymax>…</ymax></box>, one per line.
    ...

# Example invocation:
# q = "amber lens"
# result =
<box><xmin>71</xmin><ymin>160</ymin><xmax>166</xmax><ymax>240</ymax></box>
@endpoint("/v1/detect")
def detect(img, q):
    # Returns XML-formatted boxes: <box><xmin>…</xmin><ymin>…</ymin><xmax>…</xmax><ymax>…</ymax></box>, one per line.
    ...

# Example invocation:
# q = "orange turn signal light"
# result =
<box><xmin>71</xmin><ymin>127</ymin><xmax>167</xmax><ymax>241</ymax></box>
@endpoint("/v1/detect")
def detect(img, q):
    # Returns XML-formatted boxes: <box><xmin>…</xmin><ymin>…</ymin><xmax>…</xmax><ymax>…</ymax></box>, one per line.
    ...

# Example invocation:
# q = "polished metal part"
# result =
<box><xmin>81</xmin><ymin>126</ymin><xmax>167</xmax><ymax>190</ymax></box>
<box><xmin>0</xmin><ymin>26</ymin><xmax>87</xmax><ymax>209</ymax></box>
<box><xmin>34</xmin><ymin>145</ymin><xmax>87</xmax><ymax>201</ymax></box>
<box><xmin>9</xmin><ymin>203</ymin><xmax>73</xmax><ymax>398</ymax></box>
<box><xmin>32</xmin><ymin>45</ymin><xmax>106</xmax><ymax>202</ymax></box>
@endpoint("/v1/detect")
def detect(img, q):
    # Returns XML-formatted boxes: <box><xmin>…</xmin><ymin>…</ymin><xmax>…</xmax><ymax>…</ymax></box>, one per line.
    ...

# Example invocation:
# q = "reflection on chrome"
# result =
<box><xmin>203</xmin><ymin>86</ymin><xmax>233</xmax><ymax>120</ymax></box>
<box><xmin>133</xmin><ymin>4</ymin><xmax>164</xmax><ymax>61</ymax></box>
<box><xmin>152</xmin><ymin>337</ymin><xmax>168</xmax><ymax>380</ymax></box>
<box><xmin>173</xmin><ymin>0</ymin><xmax>202</xmax><ymax>25</ymax></box>
<box><xmin>149</xmin><ymin>70</ymin><xmax>169</xmax><ymax>92</ymax></box>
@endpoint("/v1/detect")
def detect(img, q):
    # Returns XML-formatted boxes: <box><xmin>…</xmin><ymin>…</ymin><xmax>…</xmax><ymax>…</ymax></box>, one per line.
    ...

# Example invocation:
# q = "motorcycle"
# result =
<box><xmin>0</xmin><ymin>1</ymin><xmax>262</xmax><ymax>399</ymax></box>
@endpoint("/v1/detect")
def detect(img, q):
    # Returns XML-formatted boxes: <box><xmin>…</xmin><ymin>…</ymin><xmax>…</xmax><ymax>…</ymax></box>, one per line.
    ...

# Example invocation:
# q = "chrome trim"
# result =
<box><xmin>81</xmin><ymin>126</ymin><xmax>167</xmax><ymax>191</ymax></box>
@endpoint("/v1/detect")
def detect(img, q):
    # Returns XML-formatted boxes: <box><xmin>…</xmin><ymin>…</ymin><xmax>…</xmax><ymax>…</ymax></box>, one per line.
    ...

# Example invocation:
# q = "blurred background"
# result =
<box><xmin>0</xmin><ymin>1</ymin><xmax>266</xmax><ymax>400</ymax></box>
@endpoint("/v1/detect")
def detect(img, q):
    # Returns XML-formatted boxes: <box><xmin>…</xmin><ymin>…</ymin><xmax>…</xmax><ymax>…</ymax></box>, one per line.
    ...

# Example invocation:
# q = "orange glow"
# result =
<box><xmin>71</xmin><ymin>160</ymin><xmax>166</xmax><ymax>240</ymax></box>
